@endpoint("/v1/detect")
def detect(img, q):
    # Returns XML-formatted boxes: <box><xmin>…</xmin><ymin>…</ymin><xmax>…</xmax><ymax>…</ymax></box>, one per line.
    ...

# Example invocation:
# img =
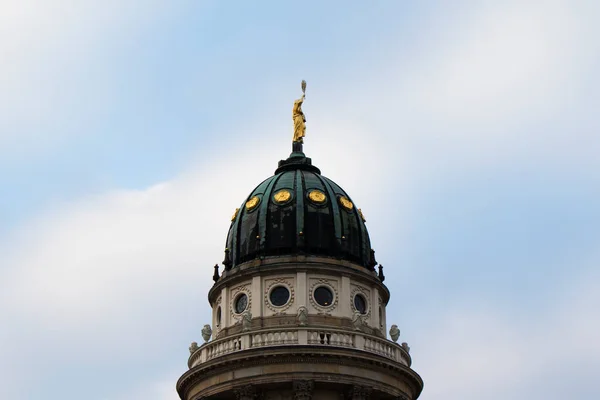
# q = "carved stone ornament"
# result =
<box><xmin>264</xmin><ymin>277</ymin><xmax>295</xmax><ymax>314</ymax></box>
<box><xmin>401</xmin><ymin>341</ymin><xmax>411</xmax><ymax>353</ymax></box>
<box><xmin>297</xmin><ymin>306</ymin><xmax>308</xmax><ymax>326</ymax></box>
<box><xmin>293</xmin><ymin>380</ymin><xmax>314</xmax><ymax>400</ymax></box>
<box><xmin>234</xmin><ymin>385</ymin><xmax>257</xmax><ymax>400</ymax></box>
<box><xmin>350</xmin><ymin>385</ymin><xmax>372</xmax><ymax>400</ymax></box>
<box><xmin>242</xmin><ymin>310</ymin><xmax>252</xmax><ymax>332</ymax></box>
<box><xmin>308</xmin><ymin>278</ymin><xmax>338</xmax><ymax>313</ymax></box>
<box><xmin>231</xmin><ymin>284</ymin><xmax>252</xmax><ymax>322</ymax></box>
<box><xmin>389</xmin><ymin>325</ymin><xmax>400</xmax><ymax>342</ymax></box>
<box><xmin>352</xmin><ymin>311</ymin><xmax>366</xmax><ymax>332</ymax></box>
<box><xmin>188</xmin><ymin>341</ymin><xmax>198</xmax><ymax>354</ymax></box>
<box><xmin>201</xmin><ymin>324</ymin><xmax>212</xmax><ymax>342</ymax></box>
<box><xmin>350</xmin><ymin>284</ymin><xmax>371</xmax><ymax>319</ymax></box>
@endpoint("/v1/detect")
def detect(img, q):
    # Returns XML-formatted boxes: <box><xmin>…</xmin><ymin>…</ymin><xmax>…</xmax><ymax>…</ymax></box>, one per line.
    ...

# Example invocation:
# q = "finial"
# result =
<box><xmin>378</xmin><ymin>264</ymin><xmax>385</xmax><ymax>282</ymax></box>
<box><xmin>389</xmin><ymin>325</ymin><xmax>400</xmax><ymax>342</ymax></box>
<box><xmin>223</xmin><ymin>248</ymin><xmax>232</xmax><ymax>270</ymax></box>
<box><xmin>213</xmin><ymin>264</ymin><xmax>220</xmax><ymax>282</ymax></box>
<box><xmin>201</xmin><ymin>324</ymin><xmax>212</xmax><ymax>342</ymax></box>
<box><xmin>189</xmin><ymin>341</ymin><xmax>199</xmax><ymax>354</ymax></box>
<box><xmin>292</xmin><ymin>80</ymin><xmax>307</xmax><ymax>152</ymax></box>
<box><xmin>369</xmin><ymin>249</ymin><xmax>377</xmax><ymax>271</ymax></box>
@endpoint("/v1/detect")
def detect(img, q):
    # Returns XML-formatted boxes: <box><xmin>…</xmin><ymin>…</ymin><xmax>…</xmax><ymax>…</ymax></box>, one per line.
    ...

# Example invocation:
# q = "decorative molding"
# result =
<box><xmin>350</xmin><ymin>284</ymin><xmax>371</xmax><ymax>319</ymax></box>
<box><xmin>264</xmin><ymin>277</ymin><xmax>295</xmax><ymax>314</ymax></box>
<box><xmin>308</xmin><ymin>278</ymin><xmax>338</xmax><ymax>314</ymax></box>
<box><xmin>231</xmin><ymin>284</ymin><xmax>252</xmax><ymax>322</ymax></box>
<box><xmin>234</xmin><ymin>384</ymin><xmax>258</xmax><ymax>400</ymax></box>
<box><xmin>215</xmin><ymin>294</ymin><xmax>223</xmax><ymax>333</ymax></box>
<box><xmin>178</xmin><ymin>349</ymin><xmax>423</xmax><ymax>400</ymax></box>
<box><xmin>350</xmin><ymin>385</ymin><xmax>372</xmax><ymax>400</ymax></box>
<box><xmin>293</xmin><ymin>380</ymin><xmax>314</xmax><ymax>400</ymax></box>
<box><xmin>378</xmin><ymin>296</ymin><xmax>384</xmax><ymax>330</ymax></box>
<box><xmin>297</xmin><ymin>306</ymin><xmax>308</xmax><ymax>326</ymax></box>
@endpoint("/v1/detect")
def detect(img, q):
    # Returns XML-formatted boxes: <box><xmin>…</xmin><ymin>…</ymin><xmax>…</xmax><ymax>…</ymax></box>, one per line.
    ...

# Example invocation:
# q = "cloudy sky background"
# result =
<box><xmin>1</xmin><ymin>1</ymin><xmax>599</xmax><ymax>399</ymax></box>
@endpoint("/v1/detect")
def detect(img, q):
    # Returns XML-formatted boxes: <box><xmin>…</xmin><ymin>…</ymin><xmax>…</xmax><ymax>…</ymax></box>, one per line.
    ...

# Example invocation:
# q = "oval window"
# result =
<box><xmin>354</xmin><ymin>294</ymin><xmax>367</xmax><ymax>314</ymax></box>
<box><xmin>235</xmin><ymin>294</ymin><xmax>248</xmax><ymax>314</ymax></box>
<box><xmin>216</xmin><ymin>306</ymin><xmax>222</xmax><ymax>325</ymax></box>
<box><xmin>314</xmin><ymin>286</ymin><xmax>334</xmax><ymax>307</ymax></box>
<box><xmin>269</xmin><ymin>286</ymin><xmax>291</xmax><ymax>306</ymax></box>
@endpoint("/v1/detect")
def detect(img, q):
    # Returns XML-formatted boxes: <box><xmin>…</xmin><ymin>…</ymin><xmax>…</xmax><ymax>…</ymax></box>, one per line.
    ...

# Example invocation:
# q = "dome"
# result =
<box><xmin>223</xmin><ymin>151</ymin><xmax>377</xmax><ymax>270</ymax></box>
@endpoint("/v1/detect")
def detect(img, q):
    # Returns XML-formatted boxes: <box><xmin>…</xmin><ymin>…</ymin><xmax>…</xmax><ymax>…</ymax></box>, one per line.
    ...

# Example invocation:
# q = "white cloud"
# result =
<box><xmin>332</xmin><ymin>1</ymin><xmax>600</xmax><ymax>172</ymax></box>
<box><xmin>0</xmin><ymin>122</ymin><xmax>392</xmax><ymax>398</ymax></box>
<box><xmin>1</xmin><ymin>2</ymin><xmax>599</xmax><ymax>399</ymax></box>
<box><xmin>412</xmin><ymin>265</ymin><xmax>600</xmax><ymax>400</ymax></box>
<box><xmin>0</xmin><ymin>0</ymin><xmax>177</xmax><ymax>155</ymax></box>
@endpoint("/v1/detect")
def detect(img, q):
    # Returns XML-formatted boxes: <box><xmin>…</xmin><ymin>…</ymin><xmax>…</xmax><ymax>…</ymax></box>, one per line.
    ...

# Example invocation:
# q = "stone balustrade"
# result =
<box><xmin>188</xmin><ymin>327</ymin><xmax>409</xmax><ymax>368</ymax></box>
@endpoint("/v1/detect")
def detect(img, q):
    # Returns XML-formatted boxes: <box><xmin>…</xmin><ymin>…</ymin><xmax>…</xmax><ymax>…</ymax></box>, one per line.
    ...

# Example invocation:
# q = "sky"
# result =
<box><xmin>1</xmin><ymin>1</ymin><xmax>599</xmax><ymax>399</ymax></box>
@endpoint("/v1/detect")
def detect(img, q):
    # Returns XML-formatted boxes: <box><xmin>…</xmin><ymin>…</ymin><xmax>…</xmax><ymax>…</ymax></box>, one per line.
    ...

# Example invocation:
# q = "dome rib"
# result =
<box><xmin>314</xmin><ymin>173</ymin><xmax>342</xmax><ymax>245</ymax></box>
<box><xmin>258</xmin><ymin>172</ymin><xmax>285</xmax><ymax>253</ymax></box>
<box><xmin>294</xmin><ymin>169</ymin><xmax>305</xmax><ymax>250</ymax></box>
<box><xmin>224</xmin><ymin>154</ymin><xmax>373</xmax><ymax>270</ymax></box>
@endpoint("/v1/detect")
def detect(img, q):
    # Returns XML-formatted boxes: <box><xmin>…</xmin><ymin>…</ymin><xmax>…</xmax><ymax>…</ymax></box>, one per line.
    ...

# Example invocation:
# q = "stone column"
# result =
<box><xmin>234</xmin><ymin>385</ymin><xmax>257</xmax><ymax>400</ymax></box>
<box><xmin>293</xmin><ymin>380</ymin><xmax>314</xmax><ymax>400</ymax></box>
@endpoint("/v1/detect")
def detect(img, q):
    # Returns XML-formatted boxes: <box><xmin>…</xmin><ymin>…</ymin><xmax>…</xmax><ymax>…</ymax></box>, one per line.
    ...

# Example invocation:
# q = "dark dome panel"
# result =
<box><xmin>224</xmin><ymin>152</ymin><xmax>374</xmax><ymax>271</ymax></box>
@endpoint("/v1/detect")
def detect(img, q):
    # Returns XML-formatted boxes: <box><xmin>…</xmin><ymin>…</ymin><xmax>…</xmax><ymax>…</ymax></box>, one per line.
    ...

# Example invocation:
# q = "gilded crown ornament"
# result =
<box><xmin>308</xmin><ymin>189</ymin><xmax>326</xmax><ymax>204</ymax></box>
<box><xmin>245</xmin><ymin>196</ymin><xmax>260</xmax><ymax>211</ymax></box>
<box><xmin>339</xmin><ymin>196</ymin><xmax>354</xmax><ymax>210</ymax></box>
<box><xmin>273</xmin><ymin>189</ymin><xmax>292</xmax><ymax>204</ymax></box>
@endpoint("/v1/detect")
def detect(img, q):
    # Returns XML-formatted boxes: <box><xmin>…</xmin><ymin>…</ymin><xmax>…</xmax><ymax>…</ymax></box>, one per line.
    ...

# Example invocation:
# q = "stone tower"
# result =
<box><xmin>177</xmin><ymin>116</ymin><xmax>423</xmax><ymax>400</ymax></box>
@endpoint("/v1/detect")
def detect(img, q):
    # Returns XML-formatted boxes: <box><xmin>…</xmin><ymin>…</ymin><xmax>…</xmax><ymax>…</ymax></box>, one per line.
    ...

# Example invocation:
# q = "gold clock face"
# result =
<box><xmin>308</xmin><ymin>190</ymin><xmax>327</xmax><ymax>204</ymax></box>
<box><xmin>245</xmin><ymin>196</ymin><xmax>260</xmax><ymax>211</ymax></box>
<box><xmin>339</xmin><ymin>196</ymin><xmax>353</xmax><ymax>210</ymax></box>
<box><xmin>231</xmin><ymin>207</ymin><xmax>240</xmax><ymax>222</ymax></box>
<box><xmin>273</xmin><ymin>189</ymin><xmax>292</xmax><ymax>204</ymax></box>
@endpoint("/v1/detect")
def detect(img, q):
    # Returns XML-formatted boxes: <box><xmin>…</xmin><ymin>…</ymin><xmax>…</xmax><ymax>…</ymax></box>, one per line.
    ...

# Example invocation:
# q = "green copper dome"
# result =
<box><xmin>223</xmin><ymin>151</ymin><xmax>376</xmax><ymax>271</ymax></box>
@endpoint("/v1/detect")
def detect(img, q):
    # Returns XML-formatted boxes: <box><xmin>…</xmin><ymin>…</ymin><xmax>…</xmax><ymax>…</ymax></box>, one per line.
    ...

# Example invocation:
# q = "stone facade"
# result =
<box><xmin>177</xmin><ymin>256</ymin><xmax>423</xmax><ymax>400</ymax></box>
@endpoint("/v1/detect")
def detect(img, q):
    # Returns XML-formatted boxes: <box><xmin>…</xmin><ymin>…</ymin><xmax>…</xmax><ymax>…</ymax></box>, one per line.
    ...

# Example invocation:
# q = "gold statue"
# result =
<box><xmin>293</xmin><ymin>80</ymin><xmax>307</xmax><ymax>143</ymax></box>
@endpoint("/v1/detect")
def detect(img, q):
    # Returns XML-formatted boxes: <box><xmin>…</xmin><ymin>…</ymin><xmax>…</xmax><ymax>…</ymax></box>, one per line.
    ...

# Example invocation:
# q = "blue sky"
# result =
<box><xmin>1</xmin><ymin>1</ymin><xmax>599</xmax><ymax>399</ymax></box>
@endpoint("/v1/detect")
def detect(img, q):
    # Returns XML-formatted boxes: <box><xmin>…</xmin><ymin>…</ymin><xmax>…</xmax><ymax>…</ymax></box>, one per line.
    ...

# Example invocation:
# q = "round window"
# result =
<box><xmin>354</xmin><ymin>294</ymin><xmax>367</xmax><ymax>314</ymax></box>
<box><xmin>269</xmin><ymin>286</ymin><xmax>290</xmax><ymax>307</ymax></box>
<box><xmin>314</xmin><ymin>286</ymin><xmax>334</xmax><ymax>307</ymax></box>
<box><xmin>235</xmin><ymin>294</ymin><xmax>248</xmax><ymax>314</ymax></box>
<box><xmin>216</xmin><ymin>306</ymin><xmax>222</xmax><ymax>325</ymax></box>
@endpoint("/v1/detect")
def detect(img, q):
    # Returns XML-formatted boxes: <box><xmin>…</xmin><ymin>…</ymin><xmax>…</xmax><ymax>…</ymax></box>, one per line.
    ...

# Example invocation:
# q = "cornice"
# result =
<box><xmin>209</xmin><ymin>256</ymin><xmax>390</xmax><ymax>305</ymax></box>
<box><xmin>177</xmin><ymin>345</ymin><xmax>423</xmax><ymax>400</ymax></box>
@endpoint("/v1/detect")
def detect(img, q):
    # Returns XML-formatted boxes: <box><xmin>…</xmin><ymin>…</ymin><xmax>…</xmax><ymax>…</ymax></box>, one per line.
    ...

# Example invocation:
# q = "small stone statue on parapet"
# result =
<box><xmin>189</xmin><ymin>341</ymin><xmax>199</xmax><ymax>354</ymax></box>
<box><xmin>401</xmin><ymin>342</ymin><xmax>410</xmax><ymax>353</ymax></box>
<box><xmin>297</xmin><ymin>306</ymin><xmax>308</xmax><ymax>326</ymax></box>
<box><xmin>242</xmin><ymin>310</ymin><xmax>252</xmax><ymax>332</ymax></box>
<box><xmin>201</xmin><ymin>324</ymin><xmax>212</xmax><ymax>342</ymax></box>
<box><xmin>389</xmin><ymin>324</ymin><xmax>400</xmax><ymax>342</ymax></box>
<box><xmin>352</xmin><ymin>311</ymin><xmax>366</xmax><ymax>331</ymax></box>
